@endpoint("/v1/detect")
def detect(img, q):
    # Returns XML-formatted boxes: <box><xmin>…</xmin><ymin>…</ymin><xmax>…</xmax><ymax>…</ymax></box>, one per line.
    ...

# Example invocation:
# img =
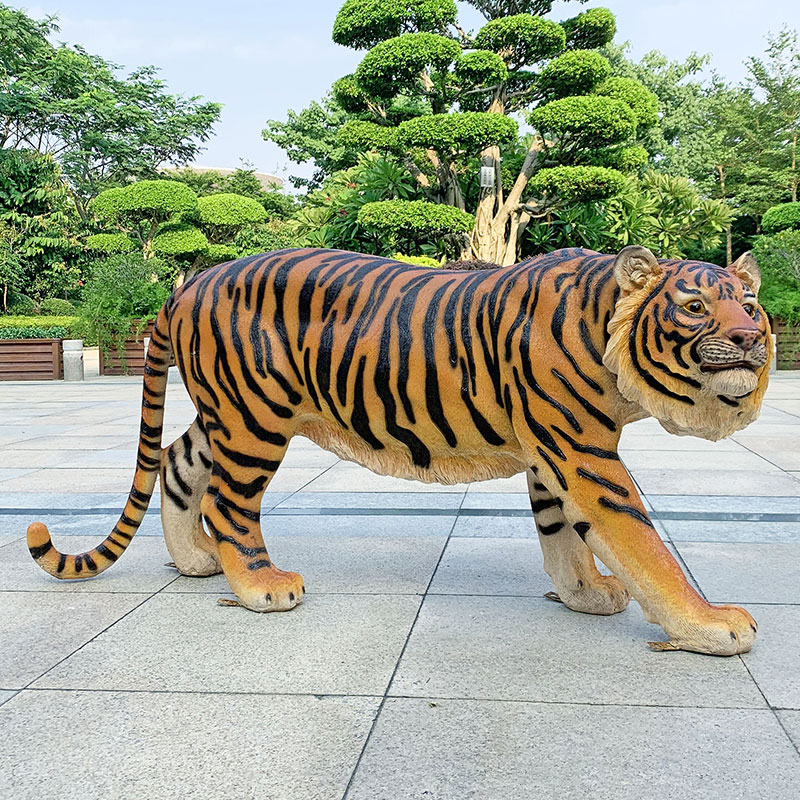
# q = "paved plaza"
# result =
<box><xmin>0</xmin><ymin>360</ymin><xmax>799</xmax><ymax>799</ymax></box>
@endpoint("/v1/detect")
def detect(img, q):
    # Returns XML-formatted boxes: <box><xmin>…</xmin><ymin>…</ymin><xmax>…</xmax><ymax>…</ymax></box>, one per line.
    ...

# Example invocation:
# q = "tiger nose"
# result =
<box><xmin>727</xmin><ymin>328</ymin><xmax>759</xmax><ymax>352</ymax></box>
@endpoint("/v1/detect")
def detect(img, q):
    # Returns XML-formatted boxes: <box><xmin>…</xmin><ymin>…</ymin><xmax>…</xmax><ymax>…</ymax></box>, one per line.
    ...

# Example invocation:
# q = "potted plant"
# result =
<box><xmin>78</xmin><ymin>254</ymin><xmax>170</xmax><ymax>375</ymax></box>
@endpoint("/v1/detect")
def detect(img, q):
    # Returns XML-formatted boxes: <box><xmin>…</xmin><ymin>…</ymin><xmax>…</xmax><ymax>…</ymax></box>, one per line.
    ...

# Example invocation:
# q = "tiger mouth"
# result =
<box><xmin>700</xmin><ymin>361</ymin><xmax>757</xmax><ymax>373</ymax></box>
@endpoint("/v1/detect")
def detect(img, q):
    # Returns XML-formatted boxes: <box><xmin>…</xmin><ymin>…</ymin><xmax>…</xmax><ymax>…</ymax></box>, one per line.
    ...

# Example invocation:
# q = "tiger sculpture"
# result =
<box><xmin>27</xmin><ymin>245</ymin><xmax>770</xmax><ymax>656</ymax></box>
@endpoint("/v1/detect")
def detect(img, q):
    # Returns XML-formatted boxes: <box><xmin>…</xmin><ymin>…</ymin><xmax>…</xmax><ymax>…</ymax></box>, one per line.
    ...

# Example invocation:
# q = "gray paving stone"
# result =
<box><xmin>662</xmin><ymin>519</ymin><xmax>800</xmax><ymax>543</ymax></box>
<box><xmin>674</xmin><ymin>542</ymin><xmax>800</xmax><ymax>604</ymax></box>
<box><xmin>0</xmin><ymin>690</ymin><xmax>378</xmax><ymax>800</ymax></box>
<box><xmin>34</xmin><ymin>593</ymin><xmax>421</xmax><ymax>695</ymax></box>
<box><xmin>0</xmin><ymin>592</ymin><xmax>145</xmax><ymax>688</ymax></box>
<box><xmin>618</xmin><ymin>434</ymin><xmax>745</xmax><ymax>452</ymax></box>
<box><xmin>277</xmin><ymin>491</ymin><xmax>464</xmax><ymax>510</ymax></box>
<box><xmin>11</xmin><ymin>434</ymin><xmax>136</xmax><ymax>450</ymax></box>
<box><xmin>264</xmin><ymin>513</ymin><xmax>455</xmax><ymax>538</ymax></box>
<box><xmin>0</xmin><ymin>690</ymin><xmax>15</xmax><ymax>706</ymax></box>
<box><xmin>0</xmin><ymin>536</ymin><xmax>175</xmax><ymax>593</ymax></box>
<box><xmin>742</xmin><ymin>605</ymin><xmax>800</xmax><ymax>710</ymax></box>
<box><xmin>778</xmin><ymin>711</ymin><xmax>800</xmax><ymax>750</ymax></box>
<box><xmin>648</xmin><ymin>495</ymin><xmax>800</xmax><ymax>515</ymax></box>
<box><xmin>0</xmin><ymin>468</ymin><xmax>137</xmax><ymax>493</ymax></box>
<box><xmin>465</xmin><ymin>473</ymin><xmax>527</xmax><ymax>492</ymax></box>
<box><xmin>622</xmin><ymin>450</ymin><xmax>776</xmax><ymax>471</ymax></box>
<box><xmin>390</xmin><ymin>595</ymin><xmax>765</xmax><ymax>707</ymax></box>
<box><xmin>0</xmin><ymin>535</ymin><xmax>20</xmax><ymax>548</ymax></box>
<box><xmin>0</xmin><ymin>492</ymin><xmax>142</xmax><ymax>509</ymax></box>
<box><xmin>452</xmin><ymin>515</ymin><xmax>536</xmax><ymax>537</ymax></box>
<box><xmin>429</xmin><ymin>537</ymin><xmax>552</xmax><ymax>596</ymax></box>
<box><xmin>166</xmin><ymin>532</ymin><xmax>447</xmax><ymax>595</ymax></box>
<box><xmin>632</xmin><ymin>469</ymin><xmax>800</xmax><ymax>497</ymax></box>
<box><xmin>263</xmin><ymin>466</ymin><xmax>328</xmax><ymax>493</ymax></box>
<box><xmin>0</xmin><ymin>513</ymin><xmax>165</xmax><ymax>537</ymax></box>
<box><xmin>460</xmin><ymin>491</ymin><xmax>530</xmax><ymax>510</ymax></box>
<box><xmin>348</xmin><ymin>699</ymin><xmax>800</xmax><ymax>800</ymax></box>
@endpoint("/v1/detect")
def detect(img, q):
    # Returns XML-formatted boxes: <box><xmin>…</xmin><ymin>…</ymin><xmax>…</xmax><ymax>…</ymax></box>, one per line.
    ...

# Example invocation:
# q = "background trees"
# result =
<box><xmin>0</xmin><ymin>4</ymin><xmax>221</xmax><ymax>215</ymax></box>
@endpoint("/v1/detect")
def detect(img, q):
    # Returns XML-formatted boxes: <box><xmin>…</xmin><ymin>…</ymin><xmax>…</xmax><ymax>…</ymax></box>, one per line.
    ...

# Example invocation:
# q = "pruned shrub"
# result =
<box><xmin>762</xmin><ymin>203</ymin><xmax>800</xmax><ymax>234</ymax></box>
<box><xmin>529</xmin><ymin>165</ymin><xmax>626</xmax><ymax>202</ymax></box>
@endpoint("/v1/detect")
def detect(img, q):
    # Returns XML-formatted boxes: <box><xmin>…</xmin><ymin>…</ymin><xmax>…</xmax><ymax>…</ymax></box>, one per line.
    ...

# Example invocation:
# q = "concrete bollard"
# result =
<box><xmin>62</xmin><ymin>339</ymin><xmax>84</xmax><ymax>381</ymax></box>
<box><xmin>771</xmin><ymin>333</ymin><xmax>777</xmax><ymax>374</ymax></box>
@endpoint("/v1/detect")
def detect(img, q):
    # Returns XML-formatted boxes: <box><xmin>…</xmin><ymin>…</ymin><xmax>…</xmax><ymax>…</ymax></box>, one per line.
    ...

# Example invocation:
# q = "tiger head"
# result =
<box><xmin>603</xmin><ymin>246</ymin><xmax>771</xmax><ymax>441</ymax></box>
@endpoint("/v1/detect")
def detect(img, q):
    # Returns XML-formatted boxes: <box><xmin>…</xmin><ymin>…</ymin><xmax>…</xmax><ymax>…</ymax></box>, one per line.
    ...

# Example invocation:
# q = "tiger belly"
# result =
<box><xmin>298</xmin><ymin>417</ymin><xmax>528</xmax><ymax>484</ymax></box>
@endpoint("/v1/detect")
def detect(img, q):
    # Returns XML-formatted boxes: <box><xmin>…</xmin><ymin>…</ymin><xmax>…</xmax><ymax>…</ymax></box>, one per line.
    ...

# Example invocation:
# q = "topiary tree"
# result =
<box><xmin>196</xmin><ymin>193</ymin><xmax>267</xmax><ymax>243</ymax></box>
<box><xmin>314</xmin><ymin>0</ymin><xmax>658</xmax><ymax>263</ymax></box>
<box><xmin>762</xmin><ymin>202</ymin><xmax>800</xmax><ymax>234</ymax></box>
<box><xmin>89</xmin><ymin>180</ymin><xmax>199</xmax><ymax>258</ymax></box>
<box><xmin>358</xmin><ymin>199</ymin><xmax>474</xmax><ymax>254</ymax></box>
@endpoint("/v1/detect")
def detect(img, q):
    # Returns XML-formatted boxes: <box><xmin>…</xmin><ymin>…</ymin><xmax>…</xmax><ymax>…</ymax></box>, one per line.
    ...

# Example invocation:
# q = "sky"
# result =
<box><xmin>27</xmin><ymin>0</ymin><xmax>800</xmax><ymax>186</ymax></box>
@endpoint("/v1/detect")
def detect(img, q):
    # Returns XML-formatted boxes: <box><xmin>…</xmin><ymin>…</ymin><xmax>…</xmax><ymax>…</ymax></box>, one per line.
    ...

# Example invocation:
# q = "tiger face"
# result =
<box><xmin>604</xmin><ymin>247</ymin><xmax>771</xmax><ymax>441</ymax></box>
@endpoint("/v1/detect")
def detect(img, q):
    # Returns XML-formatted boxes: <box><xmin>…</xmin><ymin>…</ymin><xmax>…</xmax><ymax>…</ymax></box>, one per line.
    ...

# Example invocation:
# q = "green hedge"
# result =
<box><xmin>0</xmin><ymin>315</ymin><xmax>80</xmax><ymax>340</ymax></box>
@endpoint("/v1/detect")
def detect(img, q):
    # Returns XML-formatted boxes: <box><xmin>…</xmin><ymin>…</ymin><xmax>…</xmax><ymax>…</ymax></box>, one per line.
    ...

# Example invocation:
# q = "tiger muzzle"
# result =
<box><xmin>697</xmin><ymin>337</ymin><xmax>768</xmax><ymax>373</ymax></box>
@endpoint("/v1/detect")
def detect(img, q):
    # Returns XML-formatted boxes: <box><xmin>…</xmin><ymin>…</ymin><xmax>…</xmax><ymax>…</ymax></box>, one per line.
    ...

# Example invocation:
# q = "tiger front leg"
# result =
<box><xmin>200</xmin><ymin>437</ymin><xmax>304</xmax><ymax>612</ymax></box>
<box><xmin>527</xmin><ymin>470</ymin><xmax>629</xmax><ymax>615</ymax></box>
<box><xmin>533</xmin><ymin>453</ymin><xmax>756</xmax><ymax>655</ymax></box>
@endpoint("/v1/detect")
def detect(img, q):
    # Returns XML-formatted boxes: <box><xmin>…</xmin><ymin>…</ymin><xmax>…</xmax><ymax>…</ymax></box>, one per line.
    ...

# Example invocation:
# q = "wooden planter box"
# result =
<box><xmin>774</xmin><ymin>318</ymin><xmax>800</xmax><ymax>370</ymax></box>
<box><xmin>99</xmin><ymin>321</ymin><xmax>155</xmax><ymax>376</ymax></box>
<box><xmin>0</xmin><ymin>338</ymin><xmax>63</xmax><ymax>381</ymax></box>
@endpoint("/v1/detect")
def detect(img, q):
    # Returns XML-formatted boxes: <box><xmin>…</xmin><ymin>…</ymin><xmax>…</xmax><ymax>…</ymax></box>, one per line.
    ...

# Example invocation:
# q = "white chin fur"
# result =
<box><xmin>703</xmin><ymin>368</ymin><xmax>759</xmax><ymax>398</ymax></box>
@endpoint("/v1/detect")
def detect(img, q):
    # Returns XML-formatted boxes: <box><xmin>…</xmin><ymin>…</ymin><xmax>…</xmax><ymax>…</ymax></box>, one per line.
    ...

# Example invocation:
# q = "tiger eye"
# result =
<box><xmin>685</xmin><ymin>300</ymin><xmax>705</xmax><ymax>314</ymax></box>
<box><xmin>742</xmin><ymin>303</ymin><xmax>756</xmax><ymax>317</ymax></box>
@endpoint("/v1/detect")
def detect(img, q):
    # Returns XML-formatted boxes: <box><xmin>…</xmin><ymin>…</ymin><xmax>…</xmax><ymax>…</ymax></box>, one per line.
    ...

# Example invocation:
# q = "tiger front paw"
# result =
<box><xmin>653</xmin><ymin>603</ymin><xmax>757</xmax><ymax>656</ymax></box>
<box><xmin>228</xmin><ymin>566</ymin><xmax>306</xmax><ymax>613</ymax></box>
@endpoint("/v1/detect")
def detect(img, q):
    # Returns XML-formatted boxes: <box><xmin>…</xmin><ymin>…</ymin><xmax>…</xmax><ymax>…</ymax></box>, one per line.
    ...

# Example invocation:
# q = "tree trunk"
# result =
<box><xmin>471</xmin><ymin>145</ymin><xmax>503</xmax><ymax>261</ymax></box>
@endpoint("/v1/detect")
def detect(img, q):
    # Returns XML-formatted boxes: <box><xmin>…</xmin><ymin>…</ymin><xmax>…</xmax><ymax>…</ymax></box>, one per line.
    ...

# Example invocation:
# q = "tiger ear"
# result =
<box><xmin>613</xmin><ymin>245</ymin><xmax>661</xmax><ymax>294</ymax></box>
<box><xmin>729</xmin><ymin>251</ymin><xmax>761</xmax><ymax>294</ymax></box>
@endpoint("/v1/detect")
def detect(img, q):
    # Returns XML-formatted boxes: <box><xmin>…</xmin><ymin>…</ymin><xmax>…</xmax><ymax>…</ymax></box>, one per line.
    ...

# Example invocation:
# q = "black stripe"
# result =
<box><xmin>576</xmin><ymin>468</ymin><xmax>629</xmax><ymax>497</ymax></box>
<box><xmin>29</xmin><ymin>540</ymin><xmax>53</xmax><ymax>559</ymax></box>
<box><xmin>551</xmin><ymin>369</ymin><xmax>617</xmax><ymax>432</ymax></box>
<box><xmin>552</xmin><ymin>425</ymin><xmax>620</xmax><ymax>460</ymax></box>
<box><xmin>573</xmin><ymin>522</ymin><xmax>590</xmax><ymax>540</ymax></box>
<box><xmin>530</xmin><ymin>497</ymin><xmax>563</xmax><ymax>513</ymax></box>
<box><xmin>536</xmin><ymin>446</ymin><xmax>568</xmax><ymax>491</ymax></box>
<box><xmin>598</xmin><ymin>497</ymin><xmax>654</xmax><ymax>528</ymax></box>
<box><xmin>96</xmin><ymin>544</ymin><xmax>118</xmax><ymax>562</ymax></box>
<box><xmin>538</xmin><ymin>521</ymin><xmax>564</xmax><ymax>535</ymax></box>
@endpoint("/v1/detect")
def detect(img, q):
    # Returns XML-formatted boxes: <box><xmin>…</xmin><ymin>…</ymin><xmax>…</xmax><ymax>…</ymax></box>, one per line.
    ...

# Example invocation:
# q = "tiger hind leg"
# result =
<box><xmin>160</xmin><ymin>418</ymin><xmax>221</xmax><ymax>577</ymax></box>
<box><xmin>200</xmin><ymin>433</ymin><xmax>304</xmax><ymax>612</ymax></box>
<box><xmin>527</xmin><ymin>469</ymin><xmax>629</xmax><ymax>615</ymax></box>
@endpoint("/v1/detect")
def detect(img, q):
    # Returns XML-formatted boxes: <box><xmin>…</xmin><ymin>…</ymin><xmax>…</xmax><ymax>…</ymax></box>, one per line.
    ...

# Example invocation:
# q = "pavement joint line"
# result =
<box><xmin>18</xmin><ymin>569</ymin><xmax>184</xmax><ymax>692</ymax></box>
<box><xmin>2</xmin><ymin>507</ymin><xmax>800</xmax><ymax>522</ymax></box>
<box><xmin>340</xmin><ymin>490</ymin><xmax>464</xmax><ymax>800</ymax></box>
<box><xmin>737</xmin><ymin>646</ymin><xmax>800</xmax><ymax>757</ymax></box>
<box><xmin>0</xmin><ymin>685</ymin><xmax>788</xmax><ymax>712</ymax></box>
